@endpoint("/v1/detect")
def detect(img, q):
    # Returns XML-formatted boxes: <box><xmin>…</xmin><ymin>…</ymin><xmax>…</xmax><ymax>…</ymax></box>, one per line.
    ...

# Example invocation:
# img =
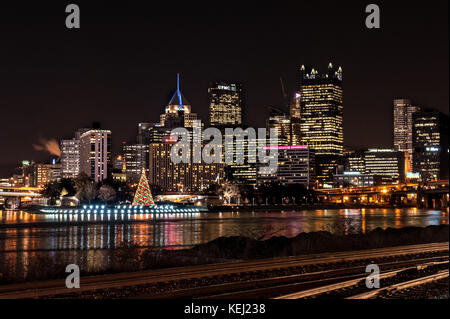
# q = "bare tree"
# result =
<box><xmin>82</xmin><ymin>182</ymin><xmax>98</xmax><ymax>203</ymax></box>
<box><xmin>98</xmin><ymin>184</ymin><xmax>117</xmax><ymax>204</ymax></box>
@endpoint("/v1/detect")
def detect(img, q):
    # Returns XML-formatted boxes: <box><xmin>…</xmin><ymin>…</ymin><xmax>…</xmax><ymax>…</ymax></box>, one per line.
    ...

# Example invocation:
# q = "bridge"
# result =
<box><xmin>0</xmin><ymin>186</ymin><xmax>42</xmax><ymax>209</ymax></box>
<box><xmin>316</xmin><ymin>180</ymin><xmax>448</xmax><ymax>209</ymax></box>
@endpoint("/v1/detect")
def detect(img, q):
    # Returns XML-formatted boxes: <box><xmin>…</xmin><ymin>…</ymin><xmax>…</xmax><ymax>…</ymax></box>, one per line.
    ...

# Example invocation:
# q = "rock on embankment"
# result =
<box><xmin>187</xmin><ymin>225</ymin><xmax>449</xmax><ymax>260</ymax></box>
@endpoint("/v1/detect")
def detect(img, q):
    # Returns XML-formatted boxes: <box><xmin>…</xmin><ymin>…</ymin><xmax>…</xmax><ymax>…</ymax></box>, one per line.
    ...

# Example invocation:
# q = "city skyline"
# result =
<box><xmin>0</xmin><ymin>1</ymin><xmax>448</xmax><ymax>177</ymax></box>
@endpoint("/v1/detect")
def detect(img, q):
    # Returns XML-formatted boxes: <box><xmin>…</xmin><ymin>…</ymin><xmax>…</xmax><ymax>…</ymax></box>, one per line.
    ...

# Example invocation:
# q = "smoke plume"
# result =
<box><xmin>33</xmin><ymin>138</ymin><xmax>61</xmax><ymax>157</ymax></box>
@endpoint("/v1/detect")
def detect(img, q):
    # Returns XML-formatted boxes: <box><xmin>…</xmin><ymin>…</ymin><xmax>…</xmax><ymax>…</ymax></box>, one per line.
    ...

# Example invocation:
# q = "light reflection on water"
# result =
<box><xmin>0</xmin><ymin>208</ymin><xmax>448</xmax><ymax>280</ymax></box>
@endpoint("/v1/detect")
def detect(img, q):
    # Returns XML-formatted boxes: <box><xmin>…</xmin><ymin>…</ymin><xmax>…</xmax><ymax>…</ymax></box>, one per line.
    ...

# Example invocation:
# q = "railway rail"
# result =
<box><xmin>0</xmin><ymin>242</ymin><xmax>447</xmax><ymax>299</ymax></box>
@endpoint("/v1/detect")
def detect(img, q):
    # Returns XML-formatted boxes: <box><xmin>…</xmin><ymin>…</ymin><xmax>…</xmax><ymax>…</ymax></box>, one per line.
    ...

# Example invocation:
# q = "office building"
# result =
<box><xmin>148</xmin><ymin>140</ymin><xmax>223</xmax><ymax>193</ymax></box>
<box><xmin>60</xmin><ymin>138</ymin><xmax>80</xmax><ymax>178</ymax></box>
<box><xmin>364</xmin><ymin>149</ymin><xmax>406</xmax><ymax>184</ymax></box>
<box><xmin>79</xmin><ymin>125</ymin><xmax>111</xmax><ymax>182</ymax></box>
<box><xmin>393</xmin><ymin>98</ymin><xmax>420</xmax><ymax>170</ymax></box>
<box><xmin>290</xmin><ymin>92</ymin><xmax>302</xmax><ymax>146</ymax></box>
<box><xmin>160</xmin><ymin>74</ymin><xmax>199</xmax><ymax>129</ymax></box>
<box><xmin>123</xmin><ymin>143</ymin><xmax>149</xmax><ymax>185</ymax></box>
<box><xmin>412</xmin><ymin>109</ymin><xmax>449</xmax><ymax>181</ymax></box>
<box><xmin>34</xmin><ymin>161</ymin><xmax>60</xmax><ymax>187</ymax></box>
<box><xmin>345</xmin><ymin>149</ymin><xmax>366</xmax><ymax>173</ymax></box>
<box><xmin>299</xmin><ymin>63</ymin><xmax>344</xmax><ymax>186</ymax></box>
<box><xmin>208</xmin><ymin>82</ymin><xmax>243</xmax><ymax>126</ymax></box>
<box><xmin>257</xmin><ymin>145</ymin><xmax>315</xmax><ymax>187</ymax></box>
<box><xmin>299</xmin><ymin>63</ymin><xmax>343</xmax><ymax>155</ymax></box>
<box><xmin>266</xmin><ymin>107</ymin><xmax>291</xmax><ymax>144</ymax></box>
<box><xmin>222</xmin><ymin>128</ymin><xmax>288</xmax><ymax>186</ymax></box>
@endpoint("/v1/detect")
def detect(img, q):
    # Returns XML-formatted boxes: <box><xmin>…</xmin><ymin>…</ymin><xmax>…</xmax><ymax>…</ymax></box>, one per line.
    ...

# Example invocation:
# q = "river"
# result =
<box><xmin>0</xmin><ymin>208</ymin><xmax>448</xmax><ymax>281</ymax></box>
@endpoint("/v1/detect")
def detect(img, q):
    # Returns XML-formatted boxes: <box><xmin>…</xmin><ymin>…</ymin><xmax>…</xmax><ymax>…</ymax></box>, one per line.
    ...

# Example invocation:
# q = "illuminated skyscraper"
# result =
<box><xmin>160</xmin><ymin>74</ymin><xmax>199</xmax><ymax>129</ymax></box>
<box><xmin>123</xmin><ymin>143</ymin><xmax>149</xmax><ymax>185</ymax></box>
<box><xmin>266</xmin><ymin>107</ymin><xmax>291</xmax><ymax>144</ymax></box>
<box><xmin>299</xmin><ymin>63</ymin><xmax>343</xmax><ymax>185</ymax></box>
<box><xmin>208</xmin><ymin>82</ymin><xmax>243</xmax><ymax>126</ymax></box>
<box><xmin>393</xmin><ymin>98</ymin><xmax>420</xmax><ymax>171</ymax></box>
<box><xmin>148</xmin><ymin>139</ymin><xmax>223</xmax><ymax>192</ymax></box>
<box><xmin>412</xmin><ymin>109</ymin><xmax>449</xmax><ymax>181</ymax></box>
<box><xmin>290</xmin><ymin>92</ymin><xmax>302</xmax><ymax>145</ymax></box>
<box><xmin>79</xmin><ymin>124</ymin><xmax>111</xmax><ymax>182</ymax></box>
<box><xmin>257</xmin><ymin>145</ymin><xmax>315</xmax><ymax>187</ymax></box>
<box><xmin>299</xmin><ymin>63</ymin><xmax>343</xmax><ymax>155</ymax></box>
<box><xmin>60</xmin><ymin>138</ymin><xmax>80</xmax><ymax>178</ymax></box>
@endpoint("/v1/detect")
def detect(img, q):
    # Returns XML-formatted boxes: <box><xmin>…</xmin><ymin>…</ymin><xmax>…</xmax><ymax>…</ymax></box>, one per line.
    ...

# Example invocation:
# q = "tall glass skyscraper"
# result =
<box><xmin>79</xmin><ymin>125</ymin><xmax>111</xmax><ymax>183</ymax></box>
<box><xmin>393</xmin><ymin>98</ymin><xmax>420</xmax><ymax>171</ymax></box>
<box><xmin>208</xmin><ymin>82</ymin><xmax>243</xmax><ymax>126</ymax></box>
<box><xmin>412</xmin><ymin>109</ymin><xmax>449</xmax><ymax>181</ymax></box>
<box><xmin>299</xmin><ymin>63</ymin><xmax>343</xmax><ymax>185</ymax></box>
<box><xmin>299</xmin><ymin>63</ymin><xmax>343</xmax><ymax>156</ymax></box>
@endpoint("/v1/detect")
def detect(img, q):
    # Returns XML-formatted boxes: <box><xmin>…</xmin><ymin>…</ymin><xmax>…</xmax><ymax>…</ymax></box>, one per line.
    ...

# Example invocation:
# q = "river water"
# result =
<box><xmin>0</xmin><ymin>208</ymin><xmax>448</xmax><ymax>281</ymax></box>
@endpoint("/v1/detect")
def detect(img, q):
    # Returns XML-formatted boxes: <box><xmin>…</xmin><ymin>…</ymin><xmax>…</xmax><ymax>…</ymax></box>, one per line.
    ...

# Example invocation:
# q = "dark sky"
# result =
<box><xmin>0</xmin><ymin>0</ymin><xmax>448</xmax><ymax>177</ymax></box>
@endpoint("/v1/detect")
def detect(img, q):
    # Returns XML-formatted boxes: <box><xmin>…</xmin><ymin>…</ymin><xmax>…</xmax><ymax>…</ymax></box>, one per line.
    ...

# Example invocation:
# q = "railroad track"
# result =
<box><xmin>276</xmin><ymin>262</ymin><xmax>448</xmax><ymax>299</ymax></box>
<box><xmin>147</xmin><ymin>256</ymin><xmax>448</xmax><ymax>299</ymax></box>
<box><xmin>347</xmin><ymin>270</ymin><xmax>449</xmax><ymax>299</ymax></box>
<box><xmin>0</xmin><ymin>242</ymin><xmax>447</xmax><ymax>299</ymax></box>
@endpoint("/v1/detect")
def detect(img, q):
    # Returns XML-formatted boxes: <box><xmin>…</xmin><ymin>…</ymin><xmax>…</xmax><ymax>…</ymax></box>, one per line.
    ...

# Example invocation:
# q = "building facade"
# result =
<box><xmin>160</xmin><ymin>74</ymin><xmax>199</xmax><ymax>129</ymax></box>
<box><xmin>60</xmin><ymin>138</ymin><xmax>80</xmax><ymax>178</ymax></box>
<box><xmin>393</xmin><ymin>98</ymin><xmax>420</xmax><ymax>171</ymax></box>
<box><xmin>257</xmin><ymin>145</ymin><xmax>315</xmax><ymax>187</ymax></box>
<box><xmin>412</xmin><ymin>109</ymin><xmax>449</xmax><ymax>181</ymax></box>
<box><xmin>333</xmin><ymin>171</ymin><xmax>380</xmax><ymax>188</ymax></box>
<box><xmin>148</xmin><ymin>140</ymin><xmax>223</xmax><ymax>193</ymax></box>
<box><xmin>364</xmin><ymin>149</ymin><xmax>406</xmax><ymax>184</ymax></box>
<box><xmin>266</xmin><ymin>107</ymin><xmax>292</xmax><ymax>145</ymax></box>
<box><xmin>208</xmin><ymin>82</ymin><xmax>243</xmax><ymax>126</ymax></box>
<box><xmin>290</xmin><ymin>92</ymin><xmax>302</xmax><ymax>146</ymax></box>
<box><xmin>299</xmin><ymin>63</ymin><xmax>343</xmax><ymax>155</ymax></box>
<box><xmin>123</xmin><ymin>143</ymin><xmax>149</xmax><ymax>185</ymax></box>
<box><xmin>299</xmin><ymin>63</ymin><xmax>343</xmax><ymax>186</ymax></box>
<box><xmin>79</xmin><ymin>128</ymin><xmax>111</xmax><ymax>182</ymax></box>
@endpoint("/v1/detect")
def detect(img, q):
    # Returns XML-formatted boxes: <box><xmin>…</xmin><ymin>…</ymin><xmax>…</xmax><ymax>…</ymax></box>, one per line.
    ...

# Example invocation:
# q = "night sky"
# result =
<box><xmin>0</xmin><ymin>1</ymin><xmax>448</xmax><ymax>177</ymax></box>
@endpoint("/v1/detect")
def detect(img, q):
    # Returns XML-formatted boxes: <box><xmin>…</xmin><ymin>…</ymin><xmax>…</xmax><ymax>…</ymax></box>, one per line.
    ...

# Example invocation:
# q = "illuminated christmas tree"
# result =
<box><xmin>132</xmin><ymin>170</ymin><xmax>155</xmax><ymax>206</ymax></box>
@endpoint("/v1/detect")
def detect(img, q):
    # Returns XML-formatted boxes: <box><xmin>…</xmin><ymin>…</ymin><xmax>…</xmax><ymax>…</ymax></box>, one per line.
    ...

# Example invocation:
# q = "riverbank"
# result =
<box><xmin>0</xmin><ymin>224</ymin><xmax>447</xmax><ymax>284</ymax></box>
<box><xmin>19</xmin><ymin>202</ymin><xmax>421</xmax><ymax>214</ymax></box>
<box><xmin>181</xmin><ymin>224</ymin><xmax>449</xmax><ymax>260</ymax></box>
<box><xmin>209</xmin><ymin>203</ymin><xmax>419</xmax><ymax>211</ymax></box>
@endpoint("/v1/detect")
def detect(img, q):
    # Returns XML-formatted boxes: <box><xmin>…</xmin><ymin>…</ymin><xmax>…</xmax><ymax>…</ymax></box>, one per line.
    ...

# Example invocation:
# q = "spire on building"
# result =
<box><xmin>168</xmin><ymin>73</ymin><xmax>191</xmax><ymax>109</ymax></box>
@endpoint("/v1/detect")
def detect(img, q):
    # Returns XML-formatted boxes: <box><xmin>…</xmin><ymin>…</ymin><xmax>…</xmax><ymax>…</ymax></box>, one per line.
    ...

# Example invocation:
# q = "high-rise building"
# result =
<box><xmin>299</xmin><ymin>63</ymin><xmax>344</xmax><ymax>186</ymax></box>
<box><xmin>137</xmin><ymin>122</ymin><xmax>166</xmax><ymax>144</ymax></box>
<box><xmin>257</xmin><ymin>145</ymin><xmax>315</xmax><ymax>187</ymax></box>
<box><xmin>290</xmin><ymin>92</ymin><xmax>302</xmax><ymax>146</ymax></box>
<box><xmin>412</xmin><ymin>109</ymin><xmax>449</xmax><ymax>181</ymax></box>
<box><xmin>60</xmin><ymin>138</ymin><xmax>80</xmax><ymax>178</ymax></box>
<box><xmin>123</xmin><ymin>143</ymin><xmax>149</xmax><ymax>185</ymax></box>
<box><xmin>364</xmin><ymin>149</ymin><xmax>406</xmax><ymax>184</ymax></box>
<box><xmin>148</xmin><ymin>140</ymin><xmax>223</xmax><ymax>192</ymax></box>
<box><xmin>290</xmin><ymin>92</ymin><xmax>301</xmax><ymax>120</ymax></box>
<box><xmin>160</xmin><ymin>74</ymin><xmax>199</xmax><ymax>129</ymax></box>
<box><xmin>299</xmin><ymin>63</ymin><xmax>343</xmax><ymax>155</ymax></box>
<box><xmin>266</xmin><ymin>107</ymin><xmax>291</xmax><ymax>144</ymax></box>
<box><xmin>208</xmin><ymin>82</ymin><xmax>243</xmax><ymax>126</ymax></box>
<box><xmin>79</xmin><ymin>126</ymin><xmax>111</xmax><ymax>182</ymax></box>
<box><xmin>222</xmin><ymin>129</ymin><xmax>288</xmax><ymax>186</ymax></box>
<box><xmin>393</xmin><ymin>99</ymin><xmax>420</xmax><ymax>171</ymax></box>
